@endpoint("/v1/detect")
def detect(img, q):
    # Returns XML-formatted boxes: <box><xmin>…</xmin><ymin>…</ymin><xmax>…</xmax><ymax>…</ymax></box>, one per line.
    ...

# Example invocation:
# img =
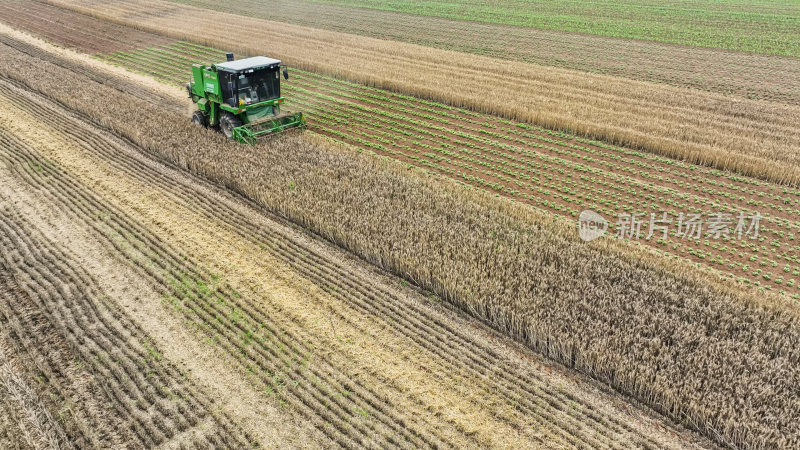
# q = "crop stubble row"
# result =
<box><xmin>0</xmin><ymin>277</ymin><xmax>72</xmax><ymax>450</ymax></box>
<box><xmin>0</xmin><ymin>196</ymin><xmax>250</xmax><ymax>447</ymax></box>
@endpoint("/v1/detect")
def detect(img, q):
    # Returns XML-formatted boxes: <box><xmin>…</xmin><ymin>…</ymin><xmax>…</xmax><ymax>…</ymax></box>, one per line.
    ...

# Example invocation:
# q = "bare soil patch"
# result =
<box><xmin>0</xmin><ymin>0</ymin><xmax>171</xmax><ymax>53</ymax></box>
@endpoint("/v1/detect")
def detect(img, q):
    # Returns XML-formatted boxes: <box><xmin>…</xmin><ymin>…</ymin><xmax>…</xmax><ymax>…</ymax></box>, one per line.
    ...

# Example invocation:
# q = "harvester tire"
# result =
<box><xmin>192</xmin><ymin>111</ymin><xmax>207</xmax><ymax>128</ymax></box>
<box><xmin>220</xmin><ymin>113</ymin><xmax>242</xmax><ymax>139</ymax></box>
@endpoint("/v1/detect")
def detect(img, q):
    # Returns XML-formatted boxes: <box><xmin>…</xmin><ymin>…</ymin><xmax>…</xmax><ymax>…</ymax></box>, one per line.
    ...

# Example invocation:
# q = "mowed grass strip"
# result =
<box><xmin>3</xmin><ymin>30</ymin><xmax>799</xmax><ymax>449</ymax></box>
<box><xmin>44</xmin><ymin>0</ymin><xmax>800</xmax><ymax>188</ymax></box>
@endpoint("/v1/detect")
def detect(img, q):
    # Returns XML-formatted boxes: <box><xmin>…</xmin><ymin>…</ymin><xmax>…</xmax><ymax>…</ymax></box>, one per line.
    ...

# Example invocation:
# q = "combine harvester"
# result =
<box><xmin>187</xmin><ymin>52</ymin><xmax>305</xmax><ymax>144</ymax></box>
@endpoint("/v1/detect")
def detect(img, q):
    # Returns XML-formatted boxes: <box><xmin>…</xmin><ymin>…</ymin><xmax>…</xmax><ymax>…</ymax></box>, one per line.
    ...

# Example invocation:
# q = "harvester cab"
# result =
<box><xmin>187</xmin><ymin>52</ymin><xmax>305</xmax><ymax>144</ymax></box>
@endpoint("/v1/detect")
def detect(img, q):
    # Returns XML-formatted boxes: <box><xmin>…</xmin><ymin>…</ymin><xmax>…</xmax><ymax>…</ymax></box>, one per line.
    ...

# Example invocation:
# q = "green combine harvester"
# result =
<box><xmin>187</xmin><ymin>52</ymin><xmax>305</xmax><ymax>144</ymax></box>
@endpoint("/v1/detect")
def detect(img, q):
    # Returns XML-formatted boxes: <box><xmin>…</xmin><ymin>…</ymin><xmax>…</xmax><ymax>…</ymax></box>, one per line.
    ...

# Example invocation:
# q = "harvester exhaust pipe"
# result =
<box><xmin>226</xmin><ymin>52</ymin><xmax>234</xmax><ymax>62</ymax></box>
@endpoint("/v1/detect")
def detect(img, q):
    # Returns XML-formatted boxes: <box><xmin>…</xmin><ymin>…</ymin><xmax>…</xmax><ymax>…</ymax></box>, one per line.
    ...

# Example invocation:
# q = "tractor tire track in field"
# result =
<box><xmin>0</xmin><ymin>204</ymin><xmax>252</xmax><ymax>447</ymax></box>
<box><xmin>0</xmin><ymin>62</ymin><xmax>707</xmax><ymax>448</ymax></box>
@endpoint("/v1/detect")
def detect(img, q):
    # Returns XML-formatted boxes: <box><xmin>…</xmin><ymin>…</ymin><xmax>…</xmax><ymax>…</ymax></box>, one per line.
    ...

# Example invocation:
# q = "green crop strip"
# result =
<box><xmin>299</xmin><ymin>0</ymin><xmax>800</xmax><ymax>56</ymax></box>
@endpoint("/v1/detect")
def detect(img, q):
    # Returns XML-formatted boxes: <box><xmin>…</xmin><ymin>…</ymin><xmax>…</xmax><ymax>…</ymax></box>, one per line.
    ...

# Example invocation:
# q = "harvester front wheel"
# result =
<box><xmin>220</xmin><ymin>113</ymin><xmax>242</xmax><ymax>139</ymax></box>
<box><xmin>192</xmin><ymin>111</ymin><xmax>207</xmax><ymax>128</ymax></box>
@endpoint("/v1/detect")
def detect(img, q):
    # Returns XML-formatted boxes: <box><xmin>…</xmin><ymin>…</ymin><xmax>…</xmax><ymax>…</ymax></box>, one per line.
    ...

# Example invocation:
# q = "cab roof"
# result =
<box><xmin>216</xmin><ymin>56</ymin><xmax>282</xmax><ymax>73</ymax></box>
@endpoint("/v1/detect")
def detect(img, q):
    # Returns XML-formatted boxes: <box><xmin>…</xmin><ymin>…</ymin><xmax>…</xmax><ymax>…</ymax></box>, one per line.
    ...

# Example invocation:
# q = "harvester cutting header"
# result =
<box><xmin>187</xmin><ymin>52</ymin><xmax>305</xmax><ymax>144</ymax></box>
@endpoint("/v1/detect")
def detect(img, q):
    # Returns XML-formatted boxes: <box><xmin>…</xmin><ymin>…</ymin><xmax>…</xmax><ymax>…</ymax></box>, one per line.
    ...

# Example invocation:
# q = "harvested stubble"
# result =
<box><xmin>0</xmin><ymin>338</ymin><xmax>69</xmax><ymax>450</ymax></box>
<box><xmin>2</xmin><ymin>33</ymin><xmax>798</xmax><ymax>449</ymax></box>
<box><xmin>43</xmin><ymin>0</ymin><xmax>800</xmax><ymax>187</ymax></box>
<box><xmin>0</xmin><ymin>207</ymin><xmax>253</xmax><ymax>448</ymax></box>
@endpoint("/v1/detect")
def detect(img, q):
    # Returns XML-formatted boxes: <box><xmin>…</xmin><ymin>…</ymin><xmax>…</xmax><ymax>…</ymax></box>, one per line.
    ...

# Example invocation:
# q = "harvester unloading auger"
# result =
<box><xmin>187</xmin><ymin>52</ymin><xmax>305</xmax><ymax>144</ymax></box>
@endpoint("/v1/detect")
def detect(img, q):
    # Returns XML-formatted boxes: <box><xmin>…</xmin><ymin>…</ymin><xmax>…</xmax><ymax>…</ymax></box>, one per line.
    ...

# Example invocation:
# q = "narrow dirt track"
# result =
<box><xmin>0</xmin><ymin>48</ymin><xmax>713</xmax><ymax>448</ymax></box>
